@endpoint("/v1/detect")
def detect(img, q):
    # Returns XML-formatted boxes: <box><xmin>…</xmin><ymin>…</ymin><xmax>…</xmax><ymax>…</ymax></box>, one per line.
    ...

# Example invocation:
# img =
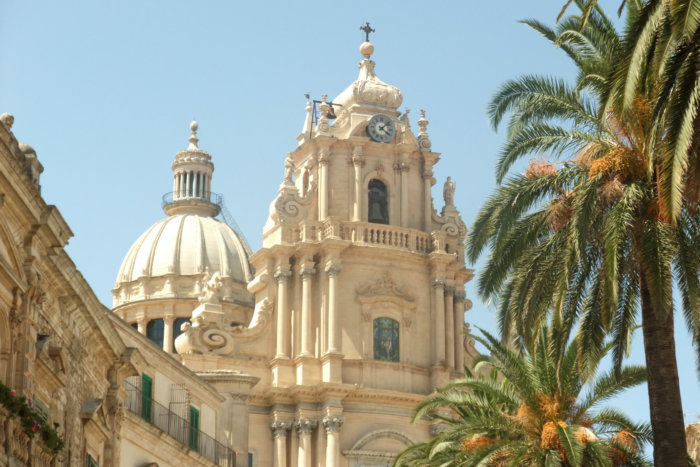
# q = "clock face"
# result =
<box><xmin>367</xmin><ymin>114</ymin><xmax>396</xmax><ymax>143</ymax></box>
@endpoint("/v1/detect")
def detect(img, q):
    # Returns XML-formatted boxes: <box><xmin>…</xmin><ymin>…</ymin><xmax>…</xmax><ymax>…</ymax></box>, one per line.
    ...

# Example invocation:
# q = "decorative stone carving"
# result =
<box><xmin>417</xmin><ymin>109</ymin><xmax>432</xmax><ymax>152</ymax></box>
<box><xmin>199</xmin><ymin>270</ymin><xmax>222</xmax><ymax>305</ymax></box>
<box><xmin>356</xmin><ymin>273</ymin><xmax>415</xmax><ymax>303</ymax></box>
<box><xmin>283</xmin><ymin>153</ymin><xmax>295</xmax><ymax>185</ymax></box>
<box><xmin>270</xmin><ymin>420</ymin><xmax>292</xmax><ymax>438</ymax></box>
<box><xmin>322</xmin><ymin>416</ymin><xmax>344</xmax><ymax>433</ymax></box>
<box><xmin>325</xmin><ymin>262</ymin><xmax>342</xmax><ymax>277</ymax></box>
<box><xmin>0</xmin><ymin>113</ymin><xmax>14</xmax><ymax>129</ymax></box>
<box><xmin>294</xmin><ymin>418</ymin><xmax>317</xmax><ymax>435</ymax></box>
<box><xmin>463</xmin><ymin>323</ymin><xmax>479</xmax><ymax>359</ymax></box>
<box><xmin>274</xmin><ymin>269</ymin><xmax>292</xmax><ymax>283</ymax></box>
<box><xmin>431</xmin><ymin>278</ymin><xmax>447</xmax><ymax>290</ymax></box>
<box><xmin>269</xmin><ymin>169</ymin><xmax>315</xmax><ymax>225</ymax></box>
<box><xmin>231</xmin><ymin>298</ymin><xmax>273</xmax><ymax>339</ymax></box>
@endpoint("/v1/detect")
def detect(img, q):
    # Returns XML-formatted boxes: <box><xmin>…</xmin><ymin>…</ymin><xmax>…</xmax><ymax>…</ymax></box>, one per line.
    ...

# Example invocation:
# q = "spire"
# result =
<box><xmin>162</xmin><ymin>121</ymin><xmax>220</xmax><ymax>217</ymax></box>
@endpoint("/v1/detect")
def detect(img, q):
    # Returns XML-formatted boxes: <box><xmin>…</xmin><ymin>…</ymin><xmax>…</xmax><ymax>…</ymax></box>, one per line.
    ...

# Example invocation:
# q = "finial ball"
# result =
<box><xmin>359</xmin><ymin>41</ymin><xmax>374</xmax><ymax>58</ymax></box>
<box><xmin>190</xmin><ymin>121</ymin><xmax>198</xmax><ymax>133</ymax></box>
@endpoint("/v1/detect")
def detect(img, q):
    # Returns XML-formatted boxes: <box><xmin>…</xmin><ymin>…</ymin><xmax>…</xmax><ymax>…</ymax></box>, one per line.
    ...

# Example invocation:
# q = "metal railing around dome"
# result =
<box><xmin>161</xmin><ymin>191</ymin><xmax>223</xmax><ymax>207</ymax></box>
<box><xmin>161</xmin><ymin>191</ymin><xmax>253</xmax><ymax>256</ymax></box>
<box><xmin>124</xmin><ymin>379</ymin><xmax>236</xmax><ymax>466</ymax></box>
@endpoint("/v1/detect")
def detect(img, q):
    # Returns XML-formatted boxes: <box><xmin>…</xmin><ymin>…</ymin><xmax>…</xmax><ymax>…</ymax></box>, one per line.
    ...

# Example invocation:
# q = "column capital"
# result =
<box><xmin>299</xmin><ymin>266</ymin><xmax>317</xmax><ymax>280</ymax></box>
<box><xmin>270</xmin><ymin>420</ymin><xmax>292</xmax><ymax>438</ymax></box>
<box><xmin>318</xmin><ymin>147</ymin><xmax>330</xmax><ymax>165</ymax></box>
<box><xmin>431</xmin><ymin>278</ymin><xmax>447</xmax><ymax>290</ymax></box>
<box><xmin>325</xmin><ymin>262</ymin><xmax>342</xmax><ymax>277</ymax></box>
<box><xmin>454</xmin><ymin>290</ymin><xmax>466</xmax><ymax>302</ymax></box>
<box><xmin>322</xmin><ymin>416</ymin><xmax>345</xmax><ymax>434</ymax></box>
<box><xmin>294</xmin><ymin>418</ymin><xmax>317</xmax><ymax>435</ymax></box>
<box><xmin>274</xmin><ymin>269</ymin><xmax>292</xmax><ymax>283</ymax></box>
<box><xmin>444</xmin><ymin>285</ymin><xmax>456</xmax><ymax>296</ymax></box>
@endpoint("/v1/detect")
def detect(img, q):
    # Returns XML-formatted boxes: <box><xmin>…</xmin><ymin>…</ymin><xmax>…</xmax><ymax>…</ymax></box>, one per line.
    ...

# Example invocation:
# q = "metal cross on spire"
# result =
<box><xmin>360</xmin><ymin>22</ymin><xmax>375</xmax><ymax>42</ymax></box>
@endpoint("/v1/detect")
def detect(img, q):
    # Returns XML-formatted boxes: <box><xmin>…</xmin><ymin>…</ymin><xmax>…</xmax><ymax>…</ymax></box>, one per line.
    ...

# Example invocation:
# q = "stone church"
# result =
<box><xmin>0</xmin><ymin>34</ymin><xmax>477</xmax><ymax>467</ymax></box>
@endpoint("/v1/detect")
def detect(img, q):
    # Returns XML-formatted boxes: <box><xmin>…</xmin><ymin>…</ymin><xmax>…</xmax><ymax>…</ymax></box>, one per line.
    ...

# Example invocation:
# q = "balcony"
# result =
<box><xmin>270</xmin><ymin>219</ymin><xmax>434</xmax><ymax>254</ymax></box>
<box><xmin>124</xmin><ymin>380</ymin><xmax>235</xmax><ymax>466</ymax></box>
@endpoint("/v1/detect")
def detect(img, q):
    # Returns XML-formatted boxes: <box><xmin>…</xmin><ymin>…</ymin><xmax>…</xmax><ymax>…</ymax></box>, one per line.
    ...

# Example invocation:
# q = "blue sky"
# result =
<box><xmin>2</xmin><ymin>0</ymin><xmax>698</xmax><ymax>431</ymax></box>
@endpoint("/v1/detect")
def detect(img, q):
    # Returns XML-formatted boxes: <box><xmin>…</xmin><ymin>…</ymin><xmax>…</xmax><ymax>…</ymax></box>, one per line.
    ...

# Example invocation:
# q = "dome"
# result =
<box><xmin>117</xmin><ymin>214</ymin><xmax>251</xmax><ymax>283</ymax></box>
<box><xmin>113</xmin><ymin>213</ymin><xmax>253</xmax><ymax>307</ymax></box>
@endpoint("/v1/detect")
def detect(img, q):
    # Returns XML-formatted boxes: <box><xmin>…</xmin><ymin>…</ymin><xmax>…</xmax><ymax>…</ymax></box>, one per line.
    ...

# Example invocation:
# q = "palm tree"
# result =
<box><xmin>558</xmin><ymin>0</ymin><xmax>700</xmax><ymax>223</ymax></box>
<box><xmin>394</xmin><ymin>329</ymin><xmax>651</xmax><ymax>466</ymax></box>
<box><xmin>467</xmin><ymin>4</ymin><xmax>700</xmax><ymax>464</ymax></box>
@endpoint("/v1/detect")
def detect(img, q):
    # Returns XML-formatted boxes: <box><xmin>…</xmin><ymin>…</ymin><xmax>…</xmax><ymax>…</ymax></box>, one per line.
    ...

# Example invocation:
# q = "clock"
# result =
<box><xmin>366</xmin><ymin>114</ymin><xmax>396</xmax><ymax>143</ymax></box>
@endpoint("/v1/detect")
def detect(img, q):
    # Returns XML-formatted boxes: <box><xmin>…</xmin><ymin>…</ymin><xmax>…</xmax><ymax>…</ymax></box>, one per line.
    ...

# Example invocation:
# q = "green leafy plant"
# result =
<box><xmin>0</xmin><ymin>383</ymin><xmax>65</xmax><ymax>455</ymax></box>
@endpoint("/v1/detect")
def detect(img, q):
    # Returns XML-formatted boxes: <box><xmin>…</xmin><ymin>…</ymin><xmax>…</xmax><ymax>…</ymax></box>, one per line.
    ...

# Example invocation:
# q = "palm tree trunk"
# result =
<box><xmin>640</xmin><ymin>273</ymin><xmax>688</xmax><ymax>465</ymax></box>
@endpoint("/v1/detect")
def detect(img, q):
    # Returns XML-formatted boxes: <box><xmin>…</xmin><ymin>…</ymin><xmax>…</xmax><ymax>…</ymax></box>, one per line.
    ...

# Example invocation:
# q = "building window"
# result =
<box><xmin>189</xmin><ymin>406</ymin><xmax>200</xmax><ymax>451</ymax></box>
<box><xmin>368</xmin><ymin>179</ymin><xmax>389</xmax><ymax>224</ymax></box>
<box><xmin>33</xmin><ymin>397</ymin><xmax>49</xmax><ymax>423</ymax></box>
<box><xmin>141</xmin><ymin>374</ymin><xmax>153</xmax><ymax>422</ymax></box>
<box><xmin>86</xmin><ymin>453</ymin><xmax>99</xmax><ymax>467</ymax></box>
<box><xmin>373</xmin><ymin>318</ymin><xmax>399</xmax><ymax>362</ymax></box>
<box><xmin>172</xmin><ymin>318</ymin><xmax>189</xmax><ymax>353</ymax></box>
<box><xmin>146</xmin><ymin>319</ymin><xmax>164</xmax><ymax>348</ymax></box>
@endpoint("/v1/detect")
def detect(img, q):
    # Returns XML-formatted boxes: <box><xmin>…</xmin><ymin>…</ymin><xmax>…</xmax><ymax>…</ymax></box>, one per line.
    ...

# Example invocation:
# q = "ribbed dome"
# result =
<box><xmin>115</xmin><ymin>214</ymin><xmax>252</xmax><ymax>295</ymax></box>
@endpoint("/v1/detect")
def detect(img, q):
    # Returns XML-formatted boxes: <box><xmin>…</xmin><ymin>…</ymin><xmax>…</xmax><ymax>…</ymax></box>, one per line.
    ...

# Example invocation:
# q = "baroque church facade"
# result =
<box><xmin>0</xmin><ymin>34</ymin><xmax>478</xmax><ymax>467</ymax></box>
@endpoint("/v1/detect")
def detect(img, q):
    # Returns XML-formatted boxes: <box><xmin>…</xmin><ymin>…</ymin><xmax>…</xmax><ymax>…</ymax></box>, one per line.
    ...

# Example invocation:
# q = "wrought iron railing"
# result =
<box><xmin>161</xmin><ymin>191</ymin><xmax>223</xmax><ymax>208</ymax></box>
<box><xmin>124</xmin><ymin>379</ymin><xmax>235</xmax><ymax>466</ymax></box>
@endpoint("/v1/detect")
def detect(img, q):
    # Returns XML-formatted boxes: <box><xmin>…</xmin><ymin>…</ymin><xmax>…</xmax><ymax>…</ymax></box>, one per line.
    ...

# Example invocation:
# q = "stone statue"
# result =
<box><xmin>443</xmin><ymin>176</ymin><xmax>455</xmax><ymax>206</ymax></box>
<box><xmin>199</xmin><ymin>271</ymin><xmax>222</xmax><ymax>305</ymax></box>
<box><xmin>283</xmin><ymin>153</ymin><xmax>294</xmax><ymax>184</ymax></box>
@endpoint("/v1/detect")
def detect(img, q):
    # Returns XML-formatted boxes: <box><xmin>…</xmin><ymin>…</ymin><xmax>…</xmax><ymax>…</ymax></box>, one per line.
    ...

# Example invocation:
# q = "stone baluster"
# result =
<box><xmin>275</xmin><ymin>267</ymin><xmax>292</xmax><ymax>359</ymax></box>
<box><xmin>295</xmin><ymin>419</ymin><xmax>317</xmax><ymax>467</ymax></box>
<box><xmin>270</xmin><ymin>420</ymin><xmax>292</xmax><ymax>467</ymax></box>
<box><xmin>322</xmin><ymin>416</ymin><xmax>344</xmax><ymax>467</ymax></box>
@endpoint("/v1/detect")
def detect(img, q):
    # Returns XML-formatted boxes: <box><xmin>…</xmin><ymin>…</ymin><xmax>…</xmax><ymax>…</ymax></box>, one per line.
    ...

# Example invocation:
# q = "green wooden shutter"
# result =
<box><xmin>189</xmin><ymin>406</ymin><xmax>199</xmax><ymax>451</ymax></box>
<box><xmin>86</xmin><ymin>453</ymin><xmax>99</xmax><ymax>467</ymax></box>
<box><xmin>141</xmin><ymin>374</ymin><xmax>153</xmax><ymax>422</ymax></box>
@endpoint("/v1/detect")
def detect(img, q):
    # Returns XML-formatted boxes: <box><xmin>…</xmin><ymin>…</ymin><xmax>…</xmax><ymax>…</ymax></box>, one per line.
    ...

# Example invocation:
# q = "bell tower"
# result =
<box><xmin>246</xmin><ymin>32</ymin><xmax>476</xmax><ymax>467</ymax></box>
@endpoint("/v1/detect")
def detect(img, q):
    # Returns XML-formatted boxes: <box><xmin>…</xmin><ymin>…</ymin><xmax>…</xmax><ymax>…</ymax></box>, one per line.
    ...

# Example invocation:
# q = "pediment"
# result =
<box><xmin>356</xmin><ymin>273</ymin><xmax>415</xmax><ymax>309</ymax></box>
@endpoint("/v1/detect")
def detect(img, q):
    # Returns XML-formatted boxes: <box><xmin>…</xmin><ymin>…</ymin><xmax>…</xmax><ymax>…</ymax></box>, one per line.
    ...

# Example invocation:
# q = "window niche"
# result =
<box><xmin>373</xmin><ymin>318</ymin><xmax>399</xmax><ymax>362</ymax></box>
<box><xmin>367</xmin><ymin>179</ymin><xmax>389</xmax><ymax>224</ymax></box>
<box><xmin>356</xmin><ymin>273</ymin><xmax>416</xmax><ymax>364</ymax></box>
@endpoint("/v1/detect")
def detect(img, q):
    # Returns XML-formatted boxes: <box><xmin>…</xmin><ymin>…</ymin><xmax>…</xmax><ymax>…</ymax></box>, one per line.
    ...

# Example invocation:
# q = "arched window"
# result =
<box><xmin>172</xmin><ymin>318</ymin><xmax>189</xmax><ymax>354</ymax></box>
<box><xmin>368</xmin><ymin>179</ymin><xmax>389</xmax><ymax>224</ymax></box>
<box><xmin>373</xmin><ymin>318</ymin><xmax>399</xmax><ymax>362</ymax></box>
<box><xmin>146</xmin><ymin>319</ymin><xmax>164</xmax><ymax>349</ymax></box>
<box><xmin>302</xmin><ymin>169</ymin><xmax>310</xmax><ymax>196</ymax></box>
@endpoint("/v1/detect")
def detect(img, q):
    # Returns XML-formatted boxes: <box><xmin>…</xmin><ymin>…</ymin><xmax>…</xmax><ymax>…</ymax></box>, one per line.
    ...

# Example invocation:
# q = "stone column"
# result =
<box><xmin>325</xmin><ymin>262</ymin><xmax>342</xmax><ymax>353</ymax></box>
<box><xmin>400</xmin><ymin>157</ymin><xmax>410</xmax><ymax>227</ymax></box>
<box><xmin>270</xmin><ymin>420</ymin><xmax>292</xmax><ymax>467</ymax></box>
<box><xmin>275</xmin><ymin>267</ymin><xmax>292</xmax><ymax>359</ymax></box>
<box><xmin>352</xmin><ymin>147</ymin><xmax>364</xmax><ymax>221</ymax></box>
<box><xmin>319</xmin><ymin>148</ymin><xmax>330</xmax><ymax>220</ymax></box>
<box><xmin>423</xmin><ymin>165</ymin><xmax>434</xmax><ymax>231</ymax></box>
<box><xmin>136</xmin><ymin>315</ymin><xmax>147</xmax><ymax>336</ymax></box>
<box><xmin>322</xmin><ymin>416</ymin><xmax>344</xmax><ymax>467</ymax></box>
<box><xmin>444</xmin><ymin>287</ymin><xmax>455</xmax><ymax>369</ymax></box>
<box><xmin>432</xmin><ymin>279</ymin><xmax>446</xmax><ymax>365</ymax></box>
<box><xmin>299</xmin><ymin>263</ymin><xmax>316</xmax><ymax>357</ymax></box>
<box><xmin>295</xmin><ymin>419</ymin><xmax>317</xmax><ymax>467</ymax></box>
<box><xmin>163</xmin><ymin>314</ymin><xmax>174</xmax><ymax>353</ymax></box>
<box><xmin>454</xmin><ymin>292</ymin><xmax>465</xmax><ymax>372</ymax></box>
